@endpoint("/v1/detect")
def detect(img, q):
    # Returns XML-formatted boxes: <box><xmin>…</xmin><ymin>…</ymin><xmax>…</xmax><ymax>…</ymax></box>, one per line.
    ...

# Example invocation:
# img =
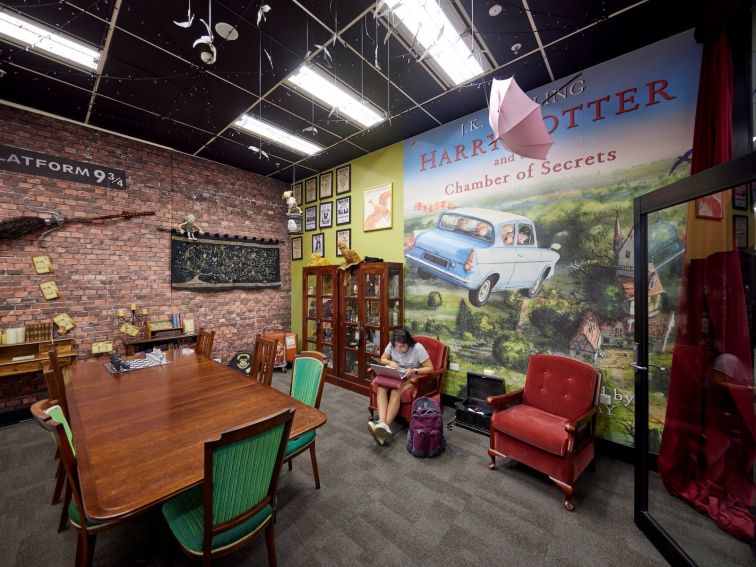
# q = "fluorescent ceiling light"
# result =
<box><xmin>384</xmin><ymin>0</ymin><xmax>483</xmax><ymax>86</ymax></box>
<box><xmin>0</xmin><ymin>9</ymin><xmax>100</xmax><ymax>70</ymax></box>
<box><xmin>234</xmin><ymin>114</ymin><xmax>324</xmax><ymax>156</ymax></box>
<box><xmin>287</xmin><ymin>66</ymin><xmax>384</xmax><ymax>128</ymax></box>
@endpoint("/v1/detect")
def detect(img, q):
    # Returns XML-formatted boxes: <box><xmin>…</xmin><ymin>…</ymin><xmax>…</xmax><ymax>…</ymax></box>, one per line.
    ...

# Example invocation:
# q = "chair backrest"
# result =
<box><xmin>31</xmin><ymin>399</ymin><xmax>85</xmax><ymax>520</ymax></box>
<box><xmin>45</xmin><ymin>350</ymin><xmax>70</xmax><ymax>420</ymax></box>
<box><xmin>414</xmin><ymin>335</ymin><xmax>449</xmax><ymax>376</ymax></box>
<box><xmin>290</xmin><ymin>352</ymin><xmax>326</xmax><ymax>409</ymax></box>
<box><xmin>251</xmin><ymin>337</ymin><xmax>277</xmax><ymax>386</ymax></box>
<box><xmin>203</xmin><ymin>408</ymin><xmax>294</xmax><ymax>553</ymax></box>
<box><xmin>196</xmin><ymin>329</ymin><xmax>215</xmax><ymax>358</ymax></box>
<box><xmin>523</xmin><ymin>354</ymin><xmax>599</xmax><ymax>419</ymax></box>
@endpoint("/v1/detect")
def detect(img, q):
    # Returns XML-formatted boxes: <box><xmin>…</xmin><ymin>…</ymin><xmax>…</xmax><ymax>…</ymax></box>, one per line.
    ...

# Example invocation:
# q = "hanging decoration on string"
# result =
<box><xmin>192</xmin><ymin>0</ymin><xmax>216</xmax><ymax>64</ymax></box>
<box><xmin>257</xmin><ymin>4</ymin><xmax>271</xmax><ymax>26</ymax></box>
<box><xmin>173</xmin><ymin>0</ymin><xmax>195</xmax><ymax>28</ymax></box>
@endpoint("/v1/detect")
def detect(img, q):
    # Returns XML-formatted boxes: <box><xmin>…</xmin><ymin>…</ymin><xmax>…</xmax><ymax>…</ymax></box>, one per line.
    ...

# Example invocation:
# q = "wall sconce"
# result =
<box><xmin>117</xmin><ymin>304</ymin><xmax>149</xmax><ymax>326</ymax></box>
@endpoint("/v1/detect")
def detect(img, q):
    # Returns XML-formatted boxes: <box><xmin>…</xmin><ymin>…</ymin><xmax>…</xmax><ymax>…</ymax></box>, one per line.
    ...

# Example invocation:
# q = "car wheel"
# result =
<box><xmin>469</xmin><ymin>276</ymin><xmax>494</xmax><ymax>307</ymax></box>
<box><xmin>526</xmin><ymin>272</ymin><xmax>545</xmax><ymax>298</ymax></box>
<box><xmin>417</xmin><ymin>268</ymin><xmax>432</xmax><ymax>280</ymax></box>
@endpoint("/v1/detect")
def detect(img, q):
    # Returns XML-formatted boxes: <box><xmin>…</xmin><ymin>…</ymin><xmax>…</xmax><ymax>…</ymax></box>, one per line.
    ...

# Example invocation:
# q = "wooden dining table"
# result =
<box><xmin>65</xmin><ymin>348</ymin><xmax>327</xmax><ymax>521</ymax></box>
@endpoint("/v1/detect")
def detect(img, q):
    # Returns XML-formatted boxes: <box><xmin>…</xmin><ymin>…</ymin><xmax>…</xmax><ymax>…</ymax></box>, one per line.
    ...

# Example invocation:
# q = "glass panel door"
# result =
<box><xmin>635</xmin><ymin>155</ymin><xmax>756</xmax><ymax>566</ymax></box>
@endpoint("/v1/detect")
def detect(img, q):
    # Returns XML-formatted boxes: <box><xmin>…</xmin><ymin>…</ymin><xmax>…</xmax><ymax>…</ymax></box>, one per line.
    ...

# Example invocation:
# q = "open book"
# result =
<box><xmin>369</xmin><ymin>363</ymin><xmax>408</xmax><ymax>381</ymax></box>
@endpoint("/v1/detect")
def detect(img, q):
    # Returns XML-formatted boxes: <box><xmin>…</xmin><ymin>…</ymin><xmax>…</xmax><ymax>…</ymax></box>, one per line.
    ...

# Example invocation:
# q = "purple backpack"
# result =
<box><xmin>407</xmin><ymin>397</ymin><xmax>446</xmax><ymax>458</ymax></box>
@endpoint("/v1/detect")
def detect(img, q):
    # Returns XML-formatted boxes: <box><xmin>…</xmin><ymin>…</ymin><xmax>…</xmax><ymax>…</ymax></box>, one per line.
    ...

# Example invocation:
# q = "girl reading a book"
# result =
<box><xmin>369</xmin><ymin>328</ymin><xmax>434</xmax><ymax>445</ymax></box>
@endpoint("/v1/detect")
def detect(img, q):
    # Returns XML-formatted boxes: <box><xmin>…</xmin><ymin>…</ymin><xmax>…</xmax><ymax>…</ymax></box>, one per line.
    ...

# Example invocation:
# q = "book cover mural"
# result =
<box><xmin>402</xmin><ymin>32</ymin><xmax>701</xmax><ymax>446</ymax></box>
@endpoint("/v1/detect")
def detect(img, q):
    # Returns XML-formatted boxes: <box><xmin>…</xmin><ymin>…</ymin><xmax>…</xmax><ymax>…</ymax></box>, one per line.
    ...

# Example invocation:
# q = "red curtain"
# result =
<box><xmin>657</xmin><ymin>30</ymin><xmax>756</xmax><ymax>540</ymax></box>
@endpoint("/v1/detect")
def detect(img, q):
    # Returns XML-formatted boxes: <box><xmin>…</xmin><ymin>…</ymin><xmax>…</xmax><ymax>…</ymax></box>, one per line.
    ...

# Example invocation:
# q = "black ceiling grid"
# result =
<box><xmin>0</xmin><ymin>1</ymin><xmax>693</xmax><ymax>181</ymax></box>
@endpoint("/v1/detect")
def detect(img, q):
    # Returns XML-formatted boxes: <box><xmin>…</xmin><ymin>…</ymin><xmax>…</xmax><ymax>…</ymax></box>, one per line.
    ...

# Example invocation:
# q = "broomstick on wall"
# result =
<box><xmin>0</xmin><ymin>200</ymin><xmax>155</xmax><ymax>246</ymax></box>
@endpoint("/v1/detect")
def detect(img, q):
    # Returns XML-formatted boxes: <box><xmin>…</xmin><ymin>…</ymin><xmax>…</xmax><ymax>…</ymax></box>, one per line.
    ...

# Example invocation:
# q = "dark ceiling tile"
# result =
<box><xmin>455</xmin><ymin>0</ymin><xmax>540</xmax><ymax>68</ymax></box>
<box><xmin>89</xmin><ymin>97</ymin><xmax>211</xmax><ymax>154</ymax></box>
<box><xmin>0</xmin><ymin>69</ymin><xmax>89</xmax><ymax>122</ymax></box>
<box><xmin>97</xmin><ymin>30</ymin><xmax>254</xmax><ymax>134</ymax></box>
<box><xmin>529</xmin><ymin>0</ymin><xmax>639</xmax><ymax>46</ymax></box>
<box><xmin>293</xmin><ymin>139</ymin><xmax>369</xmax><ymax>174</ymax></box>
<box><xmin>225</xmin><ymin>127</ymin><xmax>311</xmax><ymax>166</ymax></box>
<box><xmin>349</xmin><ymin>107</ymin><xmax>440</xmax><ymax>152</ymax></box>
<box><xmin>542</xmin><ymin>3</ymin><xmax>695</xmax><ymax>82</ymax></box>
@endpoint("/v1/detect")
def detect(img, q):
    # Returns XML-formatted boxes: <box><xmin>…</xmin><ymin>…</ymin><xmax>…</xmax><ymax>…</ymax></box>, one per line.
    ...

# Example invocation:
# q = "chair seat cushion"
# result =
<box><xmin>491</xmin><ymin>405</ymin><xmax>569</xmax><ymax>457</ymax></box>
<box><xmin>285</xmin><ymin>431</ymin><xmax>316</xmax><ymax>458</ymax></box>
<box><xmin>162</xmin><ymin>485</ymin><xmax>272</xmax><ymax>555</ymax></box>
<box><xmin>68</xmin><ymin>501</ymin><xmax>113</xmax><ymax>530</ymax></box>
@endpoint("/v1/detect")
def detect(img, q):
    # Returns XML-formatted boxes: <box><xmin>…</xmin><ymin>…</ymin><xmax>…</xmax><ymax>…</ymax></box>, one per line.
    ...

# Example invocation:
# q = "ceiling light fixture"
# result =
<box><xmin>287</xmin><ymin>65</ymin><xmax>384</xmax><ymax>128</ymax></box>
<box><xmin>0</xmin><ymin>9</ymin><xmax>100</xmax><ymax>71</ymax></box>
<box><xmin>383</xmin><ymin>0</ymin><xmax>484</xmax><ymax>86</ymax></box>
<box><xmin>234</xmin><ymin>114</ymin><xmax>324</xmax><ymax>156</ymax></box>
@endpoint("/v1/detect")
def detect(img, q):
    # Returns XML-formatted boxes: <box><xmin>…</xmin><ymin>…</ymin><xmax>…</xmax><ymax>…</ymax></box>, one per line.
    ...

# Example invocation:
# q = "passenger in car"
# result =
<box><xmin>501</xmin><ymin>224</ymin><xmax>515</xmax><ymax>246</ymax></box>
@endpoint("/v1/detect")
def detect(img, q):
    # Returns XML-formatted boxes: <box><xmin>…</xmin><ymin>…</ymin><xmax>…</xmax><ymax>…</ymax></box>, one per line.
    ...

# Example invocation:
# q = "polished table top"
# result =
<box><xmin>66</xmin><ymin>349</ymin><xmax>327</xmax><ymax>521</ymax></box>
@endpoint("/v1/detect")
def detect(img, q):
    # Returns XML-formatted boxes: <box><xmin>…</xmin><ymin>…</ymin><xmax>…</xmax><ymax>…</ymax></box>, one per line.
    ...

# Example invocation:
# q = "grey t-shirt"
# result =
<box><xmin>382</xmin><ymin>342</ymin><xmax>430</xmax><ymax>369</ymax></box>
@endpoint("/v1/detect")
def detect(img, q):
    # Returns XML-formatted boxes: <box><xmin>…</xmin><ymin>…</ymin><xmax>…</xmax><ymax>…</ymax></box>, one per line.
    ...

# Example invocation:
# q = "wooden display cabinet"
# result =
<box><xmin>0</xmin><ymin>338</ymin><xmax>76</xmax><ymax>377</ymax></box>
<box><xmin>302</xmin><ymin>265</ymin><xmax>339</xmax><ymax>376</ymax></box>
<box><xmin>338</xmin><ymin>262</ymin><xmax>403</xmax><ymax>395</ymax></box>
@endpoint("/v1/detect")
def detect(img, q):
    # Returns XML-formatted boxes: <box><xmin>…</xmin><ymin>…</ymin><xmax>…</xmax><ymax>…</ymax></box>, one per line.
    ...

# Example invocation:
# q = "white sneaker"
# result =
<box><xmin>375</xmin><ymin>421</ymin><xmax>392</xmax><ymax>444</ymax></box>
<box><xmin>367</xmin><ymin>420</ymin><xmax>382</xmax><ymax>445</ymax></box>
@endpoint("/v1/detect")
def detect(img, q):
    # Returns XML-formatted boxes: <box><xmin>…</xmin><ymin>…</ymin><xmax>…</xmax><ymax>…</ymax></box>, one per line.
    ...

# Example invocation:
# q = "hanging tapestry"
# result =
<box><xmin>170</xmin><ymin>232</ymin><xmax>281</xmax><ymax>289</ymax></box>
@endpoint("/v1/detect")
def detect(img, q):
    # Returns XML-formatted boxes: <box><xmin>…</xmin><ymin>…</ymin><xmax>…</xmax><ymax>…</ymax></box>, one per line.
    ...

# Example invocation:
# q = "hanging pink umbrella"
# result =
<box><xmin>488</xmin><ymin>77</ymin><xmax>554</xmax><ymax>160</ymax></box>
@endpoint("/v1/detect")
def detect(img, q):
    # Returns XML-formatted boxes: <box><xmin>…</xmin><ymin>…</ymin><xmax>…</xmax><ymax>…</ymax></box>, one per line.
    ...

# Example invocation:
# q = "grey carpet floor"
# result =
<box><xmin>0</xmin><ymin>370</ymin><xmax>746</xmax><ymax>566</ymax></box>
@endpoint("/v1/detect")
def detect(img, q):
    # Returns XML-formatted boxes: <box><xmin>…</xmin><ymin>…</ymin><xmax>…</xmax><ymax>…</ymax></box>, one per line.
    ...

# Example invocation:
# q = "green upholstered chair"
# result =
<box><xmin>31</xmin><ymin>398</ymin><xmax>126</xmax><ymax>567</ymax></box>
<box><xmin>162</xmin><ymin>408</ymin><xmax>294</xmax><ymax>567</ymax></box>
<box><xmin>284</xmin><ymin>351</ymin><xmax>326</xmax><ymax>489</ymax></box>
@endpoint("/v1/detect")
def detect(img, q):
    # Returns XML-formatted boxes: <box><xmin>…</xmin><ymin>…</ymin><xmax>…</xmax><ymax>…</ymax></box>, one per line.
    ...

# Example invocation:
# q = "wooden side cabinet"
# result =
<box><xmin>302</xmin><ymin>265</ymin><xmax>340</xmax><ymax>376</ymax></box>
<box><xmin>338</xmin><ymin>262</ymin><xmax>403</xmax><ymax>395</ymax></box>
<box><xmin>0</xmin><ymin>339</ymin><xmax>76</xmax><ymax>377</ymax></box>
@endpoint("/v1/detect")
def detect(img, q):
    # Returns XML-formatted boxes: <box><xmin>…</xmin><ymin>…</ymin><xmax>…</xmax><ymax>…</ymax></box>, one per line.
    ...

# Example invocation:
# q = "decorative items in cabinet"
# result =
<box><xmin>337</xmin><ymin>262</ymin><xmax>403</xmax><ymax>396</ymax></box>
<box><xmin>302</xmin><ymin>265</ymin><xmax>339</xmax><ymax>375</ymax></box>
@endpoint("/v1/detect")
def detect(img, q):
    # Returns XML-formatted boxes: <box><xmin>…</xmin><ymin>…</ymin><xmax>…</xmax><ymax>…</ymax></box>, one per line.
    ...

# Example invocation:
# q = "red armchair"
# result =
<box><xmin>487</xmin><ymin>354</ymin><xmax>600</xmax><ymax>511</ymax></box>
<box><xmin>369</xmin><ymin>335</ymin><xmax>449</xmax><ymax>423</ymax></box>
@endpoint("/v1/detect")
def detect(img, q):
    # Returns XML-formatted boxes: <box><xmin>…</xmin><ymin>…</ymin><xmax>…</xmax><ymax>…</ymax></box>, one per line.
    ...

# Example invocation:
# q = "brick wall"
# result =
<box><xmin>0</xmin><ymin>105</ymin><xmax>291</xmax><ymax>413</ymax></box>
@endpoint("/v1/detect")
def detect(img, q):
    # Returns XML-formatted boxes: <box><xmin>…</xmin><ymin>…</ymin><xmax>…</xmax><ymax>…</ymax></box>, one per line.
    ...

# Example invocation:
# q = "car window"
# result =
<box><xmin>472</xmin><ymin>221</ymin><xmax>494</xmax><ymax>243</ymax></box>
<box><xmin>516</xmin><ymin>224</ymin><xmax>534</xmax><ymax>246</ymax></box>
<box><xmin>499</xmin><ymin>224</ymin><xmax>515</xmax><ymax>247</ymax></box>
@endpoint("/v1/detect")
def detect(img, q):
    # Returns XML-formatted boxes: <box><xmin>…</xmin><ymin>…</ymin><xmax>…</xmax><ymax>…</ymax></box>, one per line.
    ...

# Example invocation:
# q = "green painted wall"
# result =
<box><xmin>291</xmin><ymin>142</ymin><xmax>405</xmax><ymax>344</ymax></box>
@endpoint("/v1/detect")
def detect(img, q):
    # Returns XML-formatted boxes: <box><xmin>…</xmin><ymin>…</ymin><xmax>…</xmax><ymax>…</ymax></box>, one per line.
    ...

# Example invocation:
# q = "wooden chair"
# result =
<box><xmin>162</xmin><ymin>408</ymin><xmax>295</xmax><ymax>567</ymax></box>
<box><xmin>31</xmin><ymin>398</ymin><xmax>133</xmax><ymax>567</ymax></box>
<box><xmin>251</xmin><ymin>336</ymin><xmax>277</xmax><ymax>386</ymax></box>
<box><xmin>44</xmin><ymin>350</ymin><xmax>69</xmax><ymax>518</ymax></box>
<box><xmin>195</xmin><ymin>329</ymin><xmax>215</xmax><ymax>358</ymax></box>
<box><xmin>283</xmin><ymin>352</ymin><xmax>326</xmax><ymax>489</ymax></box>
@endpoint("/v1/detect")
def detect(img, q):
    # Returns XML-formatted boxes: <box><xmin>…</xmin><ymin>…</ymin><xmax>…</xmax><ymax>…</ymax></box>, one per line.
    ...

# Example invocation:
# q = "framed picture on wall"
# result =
<box><xmin>734</xmin><ymin>215</ymin><xmax>748</xmax><ymax>248</ymax></box>
<box><xmin>305</xmin><ymin>177</ymin><xmax>317</xmax><ymax>203</ymax></box>
<box><xmin>292</xmin><ymin>182</ymin><xmax>303</xmax><ymax>205</ymax></box>
<box><xmin>291</xmin><ymin>236</ymin><xmax>303</xmax><ymax>260</ymax></box>
<box><xmin>336</xmin><ymin>196</ymin><xmax>351</xmax><ymax>225</ymax></box>
<box><xmin>336</xmin><ymin>164</ymin><xmax>351</xmax><ymax>194</ymax></box>
<box><xmin>319</xmin><ymin>201</ymin><xmax>333</xmax><ymax>228</ymax></box>
<box><xmin>319</xmin><ymin>171</ymin><xmax>333</xmax><ymax>199</ymax></box>
<box><xmin>336</xmin><ymin>228</ymin><xmax>351</xmax><ymax>256</ymax></box>
<box><xmin>312</xmin><ymin>232</ymin><xmax>324</xmax><ymax>256</ymax></box>
<box><xmin>363</xmin><ymin>182</ymin><xmax>392</xmax><ymax>231</ymax></box>
<box><xmin>733</xmin><ymin>184</ymin><xmax>748</xmax><ymax>210</ymax></box>
<box><xmin>695</xmin><ymin>192</ymin><xmax>723</xmax><ymax>220</ymax></box>
<box><xmin>304</xmin><ymin>205</ymin><xmax>317</xmax><ymax>231</ymax></box>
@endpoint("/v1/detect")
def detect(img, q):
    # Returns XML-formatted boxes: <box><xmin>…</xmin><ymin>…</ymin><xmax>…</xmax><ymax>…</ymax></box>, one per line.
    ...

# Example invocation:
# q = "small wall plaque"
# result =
<box><xmin>32</xmin><ymin>255</ymin><xmax>52</xmax><ymax>274</ymax></box>
<box><xmin>39</xmin><ymin>281</ymin><xmax>60</xmax><ymax>300</ymax></box>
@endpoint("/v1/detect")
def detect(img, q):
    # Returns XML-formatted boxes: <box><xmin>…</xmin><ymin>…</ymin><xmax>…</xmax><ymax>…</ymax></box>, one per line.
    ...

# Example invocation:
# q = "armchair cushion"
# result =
<box><xmin>491</xmin><ymin>405</ymin><xmax>570</xmax><ymax>457</ymax></box>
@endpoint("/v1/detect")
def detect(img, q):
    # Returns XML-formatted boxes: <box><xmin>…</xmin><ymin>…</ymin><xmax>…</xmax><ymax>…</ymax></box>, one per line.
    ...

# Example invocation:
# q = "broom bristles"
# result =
<box><xmin>0</xmin><ymin>216</ymin><xmax>50</xmax><ymax>241</ymax></box>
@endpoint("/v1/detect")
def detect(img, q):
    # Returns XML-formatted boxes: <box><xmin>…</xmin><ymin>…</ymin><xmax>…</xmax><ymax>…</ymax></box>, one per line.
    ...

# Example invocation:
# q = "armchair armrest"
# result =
<box><xmin>410</xmin><ymin>368</ymin><xmax>444</xmax><ymax>396</ymax></box>
<box><xmin>564</xmin><ymin>406</ymin><xmax>598</xmax><ymax>452</ymax></box>
<box><xmin>487</xmin><ymin>388</ymin><xmax>524</xmax><ymax>412</ymax></box>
